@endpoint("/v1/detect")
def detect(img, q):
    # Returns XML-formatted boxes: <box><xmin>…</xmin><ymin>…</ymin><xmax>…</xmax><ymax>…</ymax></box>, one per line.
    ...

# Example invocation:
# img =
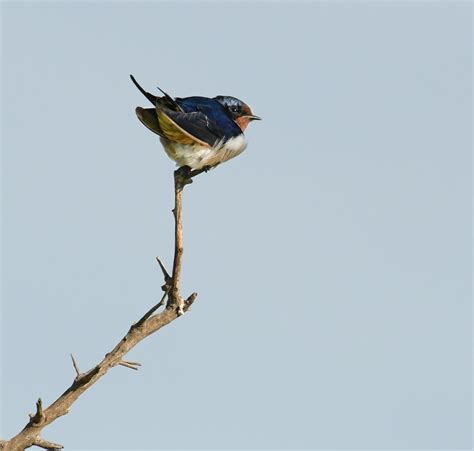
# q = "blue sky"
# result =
<box><xmin>1</xmin><ymin>2</ymin><xmax>471</xmax><ymax>449</ymax></box>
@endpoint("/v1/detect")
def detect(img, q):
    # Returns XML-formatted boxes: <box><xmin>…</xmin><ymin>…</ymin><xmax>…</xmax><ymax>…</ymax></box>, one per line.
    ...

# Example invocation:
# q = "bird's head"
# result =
<box><xmin>215</xmin><ymin>96</ymin><xmax>261</xmax><ymax>132</ymax></box>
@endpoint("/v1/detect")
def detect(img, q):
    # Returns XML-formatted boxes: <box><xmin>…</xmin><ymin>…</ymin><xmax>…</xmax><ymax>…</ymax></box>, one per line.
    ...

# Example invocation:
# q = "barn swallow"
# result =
<box><xmin>130</xmin><ymin>75</ymin><xmax>261</xmax><ymax>170</ymax></box>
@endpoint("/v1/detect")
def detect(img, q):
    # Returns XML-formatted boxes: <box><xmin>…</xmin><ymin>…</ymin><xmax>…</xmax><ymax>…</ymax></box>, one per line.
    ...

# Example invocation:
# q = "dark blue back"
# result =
<box><xmin>176</xmin><ymin>96</ymin><xmax>242</xmax><ymax>140</ymax></box>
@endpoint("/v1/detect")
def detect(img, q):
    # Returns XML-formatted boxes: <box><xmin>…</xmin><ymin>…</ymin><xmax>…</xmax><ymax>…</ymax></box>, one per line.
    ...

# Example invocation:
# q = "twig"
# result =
<box><xmin>2</xmin><ymin>167</ymin><xmax>204</xmax><ymax>451</ymax></box>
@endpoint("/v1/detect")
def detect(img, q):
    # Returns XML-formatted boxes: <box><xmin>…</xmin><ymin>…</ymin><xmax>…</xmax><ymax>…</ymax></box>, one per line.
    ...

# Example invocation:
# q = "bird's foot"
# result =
<box><xmin>174</xmin><ymin>166</ymin><xmax>193</xmax><ymax>190</ymax></box>
<box><xmin>199</xmin><ymin>163</ymin><xmax>220</xmax><ymax>173</ymax></box>
<box><xmin>175</xmin><ymin>165</ymin><xmax>212</xmax><ymax>189</ymax></box>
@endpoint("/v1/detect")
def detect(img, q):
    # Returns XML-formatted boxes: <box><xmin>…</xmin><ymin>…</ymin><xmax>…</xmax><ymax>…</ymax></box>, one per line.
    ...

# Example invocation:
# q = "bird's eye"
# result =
<box><xmin>230</xmin><ymin>106</ymin><xmax>239</xmax><ymax>113</ymax></box>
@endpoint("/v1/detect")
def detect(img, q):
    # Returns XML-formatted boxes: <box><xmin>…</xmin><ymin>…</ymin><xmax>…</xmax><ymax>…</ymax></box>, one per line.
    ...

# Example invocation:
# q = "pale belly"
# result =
<box><xmin>160</xmin><ymin>135</ymin><xmax>247</xmax><ymax>169</ymax></box>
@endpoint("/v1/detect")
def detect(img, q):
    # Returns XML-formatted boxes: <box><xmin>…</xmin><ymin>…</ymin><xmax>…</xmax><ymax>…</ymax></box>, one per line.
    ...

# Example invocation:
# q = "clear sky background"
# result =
<box><xmin>1</xmin><ymin>1</ymin><xmax>471</xmax><ymax>450</ymax></box>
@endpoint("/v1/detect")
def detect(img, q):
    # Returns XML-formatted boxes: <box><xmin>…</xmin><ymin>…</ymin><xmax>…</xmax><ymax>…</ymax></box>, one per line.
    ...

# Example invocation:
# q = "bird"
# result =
<box><xmin>130</xmin><ymin>75</ymin><xmax>261</xmax><ymax>170</ymax></box>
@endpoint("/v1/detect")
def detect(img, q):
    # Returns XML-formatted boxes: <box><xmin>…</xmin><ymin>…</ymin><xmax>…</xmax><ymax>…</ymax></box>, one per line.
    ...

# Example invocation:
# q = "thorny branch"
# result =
<box><xmin>1</xmin><ymin>167</ymin><xmax>202</xmax><ymax>451</ymax></box>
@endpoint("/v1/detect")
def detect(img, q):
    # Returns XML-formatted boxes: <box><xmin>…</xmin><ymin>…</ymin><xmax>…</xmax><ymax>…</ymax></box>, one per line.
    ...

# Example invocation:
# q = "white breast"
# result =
<box><xmin>160</xmin><ymin>134</ymin><xmax>247</xmax><ymax>169</ymax></box>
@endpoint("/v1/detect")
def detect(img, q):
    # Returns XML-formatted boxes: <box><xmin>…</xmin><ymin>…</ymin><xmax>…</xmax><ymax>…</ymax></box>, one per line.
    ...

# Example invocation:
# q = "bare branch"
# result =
<box><xmin>2</xmin><ymin>167</ymin><xmax>204</xmax><ymax>451</ymax></box>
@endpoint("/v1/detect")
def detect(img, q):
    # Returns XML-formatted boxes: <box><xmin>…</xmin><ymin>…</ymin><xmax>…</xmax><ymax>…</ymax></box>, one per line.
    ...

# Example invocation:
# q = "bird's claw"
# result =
<box><xmin>175</xmin><ymin>166</ymin><xmax>193</xmax><ymax>190</ymax></box>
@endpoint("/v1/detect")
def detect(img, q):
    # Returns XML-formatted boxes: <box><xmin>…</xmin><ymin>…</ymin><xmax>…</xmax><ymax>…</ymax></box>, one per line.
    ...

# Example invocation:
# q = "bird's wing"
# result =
<box><xmin>135</xmin><ymin>107</ymin><xmax>213</xmax><ymax>147</ymax></box>
<box><xmin>157</xmin><ymin>109</ymin><xmax>222</xmax><ymax>147</ymax></box>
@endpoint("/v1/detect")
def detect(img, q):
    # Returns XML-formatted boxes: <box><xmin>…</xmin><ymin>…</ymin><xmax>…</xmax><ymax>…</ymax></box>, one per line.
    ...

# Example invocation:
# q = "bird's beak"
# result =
<box><xmin>247</xmin><ymin>115</ymin><xmax>262</xmax><ymax>121</ymax></box>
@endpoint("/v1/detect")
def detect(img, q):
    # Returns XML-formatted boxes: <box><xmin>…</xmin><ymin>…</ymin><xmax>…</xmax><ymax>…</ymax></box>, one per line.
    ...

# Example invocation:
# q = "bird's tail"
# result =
<box><xmin>130</xmin><ymin>74</ymin><xmax>158</xmax><ymax>106</ymax></box>
<box><xmin>130</xmin><ymin>74</ymin><xmax>184</xmax><ymax>113</ymax></box>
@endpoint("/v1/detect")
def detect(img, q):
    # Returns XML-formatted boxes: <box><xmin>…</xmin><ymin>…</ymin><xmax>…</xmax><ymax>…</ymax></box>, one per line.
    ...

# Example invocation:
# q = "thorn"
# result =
<box><xmin>70</xmin><ymin>353</ymin><xmax>81</xmax><ymax>379</ymax></box>
<box><xmin>118</xmin><ymin>360</ymin><xmax>142</xmax><ymax>371</ymax></box>
<box><xmin>156</xmin><ymin>256</ymin><xmax>171</xmax><ymax>282</ymax></box>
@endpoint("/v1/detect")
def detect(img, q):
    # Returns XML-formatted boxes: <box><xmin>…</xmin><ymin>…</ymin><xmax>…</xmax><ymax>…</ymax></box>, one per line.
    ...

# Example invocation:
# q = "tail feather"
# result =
<box><xmin>155</xmin><ymin>86</ymin><xmax>183</xmax><ymax>112</ymax></box>
<box><xmin>130</xmin><ymin>74</ymin><xmax>158</xmax><ymax>106</ymax></box>
<box><xmin>130</xmin><ymin>74</ymin><xmax>183</xmax><ymax>112</ymax></box>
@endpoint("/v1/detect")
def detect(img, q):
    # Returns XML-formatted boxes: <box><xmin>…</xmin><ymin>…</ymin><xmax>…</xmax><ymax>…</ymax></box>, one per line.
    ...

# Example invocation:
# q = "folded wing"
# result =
<box><xmin>136</xmin><ymin>107</ymin><xmax>227</xmax><ymax>148</ymax></box>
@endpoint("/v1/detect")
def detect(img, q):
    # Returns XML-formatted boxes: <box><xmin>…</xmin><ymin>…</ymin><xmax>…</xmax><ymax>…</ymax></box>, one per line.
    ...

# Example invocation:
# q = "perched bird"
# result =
<box><xmin>130</xmin><ymin>75</ymin><xmax>261</xmax><ymax>170</ymax></box>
